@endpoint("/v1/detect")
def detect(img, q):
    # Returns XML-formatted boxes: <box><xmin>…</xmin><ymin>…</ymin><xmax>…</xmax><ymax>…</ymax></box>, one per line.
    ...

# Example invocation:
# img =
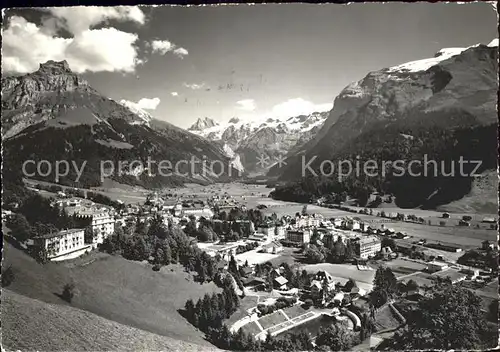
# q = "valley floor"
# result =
<box><xmin>187</xmin><ymin>182</ymin><xmax>496</xmax><ymax>250</ymax></box>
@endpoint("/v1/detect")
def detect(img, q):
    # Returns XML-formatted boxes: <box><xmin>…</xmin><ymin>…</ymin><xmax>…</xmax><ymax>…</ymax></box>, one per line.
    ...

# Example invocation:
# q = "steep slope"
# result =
<box><xmin>188</xmin><ymin>111</ymin><xmax>329</xmax><ymax>173</ymax></box>
<box><xmin>2</xmin><ymin>290</ymin><xmax>220</xmax><ymax>352</ymax></box>
<box><xmin>1</xmin><ymin>241</ymin><xmax>222</xmax><ymax>348</ymax></box>
<box><xmin>2</xmin><ymin>61</ymin><xmax>236</xmax><ymax>188</ymax></box>
<box><xmin>268</xmin><ymin>41</ymin><xmax>498</xmax><ymax>208</ymax></box>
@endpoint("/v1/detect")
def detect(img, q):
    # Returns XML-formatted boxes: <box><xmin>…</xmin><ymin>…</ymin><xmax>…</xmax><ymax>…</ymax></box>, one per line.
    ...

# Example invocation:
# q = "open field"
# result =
<box><xmin>25</xmin><ymin>178</ymin><xmax>148</xmax><ymax>204</ymax></box>
<box><xmin>236</xmin><ymin>250</ymin><xmax>281</xmax><ymax>266</ymax></box>
<box><xmin>258</xmin><ymin>310</ymin><xmax>289</xmax><ymax>330</ymax></box>
<box><xmin>267</xmin><ymin>247</ymin><xmax>303</xmax><ymax>267</ymax></box>
<box><xmin>282</xmin><ymin>304</ymin><xmax>308</xmax><ymax>319</ymax></box>
<box><xmin>397</xmin><ymin>272</ymin><xmax>435</xmax><ymax>287</ymax></box>
<box><xmin>206</xmin><ymin>183</ymin><xmax>496</xmax><ymax>250</ymax></box>
<box><xmin>2</xmin><ymin>289</ymin><xmax>220</xmax><ymax>352</ymax></box>
<box><xmin>241</xmin><ymin>321</ymin><xmax>263</xmax><ymax>336</ymax></box>
<box><xmin>2</xmin><ymin>241</ymin><xmax>220</xmax><ymax>347</ymax></box>
<box><xmin>375</xmin><ymin>258</ymin><xmax>428</xmax><ymax>278</ymax></box>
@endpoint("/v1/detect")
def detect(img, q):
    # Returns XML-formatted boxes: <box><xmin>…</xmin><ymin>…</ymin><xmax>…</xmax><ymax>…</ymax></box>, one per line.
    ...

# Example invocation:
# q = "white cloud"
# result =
<box><xmin>150</xmin><ymin>40</ymin><xmax>188</xmax><ymax>58</ymax></box>
<box><xmin>120</xmin><ymin>97</ymin><xmax>160</xmax><ymax>111</ymax></box>
<box><xmin>2</xmin><ymin>7</ymin><xmax>145</xmax><ymax>74</ymax></box>
<box><xmin>183</xmin><ymin>82</ymin><xmax>207</xmax><ymax>90</ymax></box>
<box><xmin>173</xmin><ymin>47</ymin><xmax>189</xmax><ymax>58</ymax></box>
<box><xmin>136</xmin><ymin>97</ymin><xmax>161</xmax><ymax>110</ymax></box>
<box><xmin>270</xmin><ymin>98</ymin><xmax>332</xmax><ymax>119</ymax></box>
<box><xmin>48</xmin><ymin>6</ymin><xmax>145</xmax><ymax>35</ymax></box>
<box><xmin>171</xmin><ymin>92</ymin><xmax>179</xmax><ymax>96</ymax></box>
<box><xmin>151</xmin><ymin>39</ymin><xmax>175</xmax><ymax>55</ymax></box>
<box><xmin>236</xmin><ymin>99</ymin><xmax>256</xmax><ymax>111</ymax></box>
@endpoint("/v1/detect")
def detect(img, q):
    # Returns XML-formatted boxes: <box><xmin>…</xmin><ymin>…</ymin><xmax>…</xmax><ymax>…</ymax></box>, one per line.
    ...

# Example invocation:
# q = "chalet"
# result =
<box><xmin>350</xmin><ymin>286</ymin><xmax>366</xmax><ymax>297</ymax></box>
<box><xmin>261</xmin><ymin>241</ymin><xmax>284</xmax><ymax>254</ymax></box>
<box><xmin>426</xmin><ymin>261</ymin><xmax>448</xmax><ymax>273</ymax></box>
<box><xmin>482</xmin><ymin>240</ymin><xmax>495</xmax><ymax>250</ymax></box>
<box><xmin>242</xmin><ymin>277</ymin><xmax>265</xmax><ymax>287</ymax></box>
<box><xmin>310</xmin><ymin>270</ymin><xmax>336</xmax><ymax>299</ymax></box>
<box><xmin>333</xmin><ymin>218</ymin><xmax>343</xmax><ymax>228</ymax></box>
<box><xmin>395</xmin><ymin>241</ymin><xmax>416</xmax><ymax>255</ymax></box>
<box><xmin>482</xmin><ymin>217</ymin><xmax>496</xmax><ymax>224</ymax></box>
<box><xmin>404</xmin><ymin>288</ymin><xmax>426</xmax><ymax>301</ymax></box>
<box><xmin>460</xmin><ymin>267</ymin><xmax>480</xmax><ymax>279</ymax></box>
<box><xmin>458</xmin><ymin>220</ymin><xmax>470</xmax><ymax>227</ymax></box>
<box><xmin>381</xmin><ymin>246</ymin><xmax>396</xmax><ymax>260</ymax></box>
<box><xmin>248</xmin><ymin>232</ymin><xmax>269</xmax><ymax>242</ymax></box>
<box><xmin>269</xmin><ymin>268</ymin><xmax>282</xmax><ymax>280</ymax></box>
<box><xmin>240</xmin><ymin>266</ymin><xmax>254</xmax><ymax>278</ymax></box>
<box><xmin>273</xmin><ymin>276</ymin><xmax>288</xmax><ymax>290</ymax></box>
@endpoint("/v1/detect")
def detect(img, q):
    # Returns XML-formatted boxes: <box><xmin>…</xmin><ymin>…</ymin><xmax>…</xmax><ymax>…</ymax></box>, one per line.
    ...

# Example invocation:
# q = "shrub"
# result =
<box><xmin>62</xmin><ymin>282</ymin><xmax>75</xmax><ymax>303</ymax></box>
<box><xmin>1</xmin><ymin>265</ymin><xmax>15</xmax><ymax>287</ymax></box>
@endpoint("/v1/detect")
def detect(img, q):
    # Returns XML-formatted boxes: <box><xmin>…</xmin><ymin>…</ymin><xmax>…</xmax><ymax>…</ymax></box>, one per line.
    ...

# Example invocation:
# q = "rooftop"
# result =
<box><xmin>34</xmin><ymin>228</ymin><xmax>84</xmax><ymax>240</ymax></box>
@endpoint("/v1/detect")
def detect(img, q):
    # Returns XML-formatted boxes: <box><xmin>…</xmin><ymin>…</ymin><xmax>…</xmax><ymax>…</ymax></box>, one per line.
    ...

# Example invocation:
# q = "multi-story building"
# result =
<box><xmin>310</xmin><ymin>270</ymin><xmax>336</xmax><ymax>302</ymax></box>
<box><xmin>286</xmin><ymin>228</ymin><xmax>311</xmax><ymax>244</ymax></box>
<box><xmin>295</xmin><ymin>215</ymin><xmax>323</xmax><ymax>228</ymax></box>
<box><xmin>234</xmin><ymin>220</ymin><xmax>255</xmax><ymax>238</ymax></box>
<box><xmin>248</xmin><ymin>232</ymin><xmax>270</xmax><ymax>242</ymax></box>
<box><xmin>274</xmin><ymin>225</ymin><xmax>286</xmax><ymax>240</ymax></box>
<box><xmin>33</xmin><ymin>228</ymin><xmax>89</xmax><ymax>261</ymax></box>
<box><xmin>75</xmin><ymin>210</ymin><xmax>115</xmax><ymax>244</ymax></box>
<box><xmin>173</xmin><ymin>203</ymin><xmax>214</xmax><ymax>219</ymax></box>
<box><xmin>257</xmin><ymin>224</ymin><xmax>274</xmax><ymax>237</ymax></box>
<box><xmin>354</xmin><ymin>236</ymin><xmax>381</xmax><ymax>259</ymax></box>
<box><xmin>261</xmin><ymin>241</ymin><xmax>284</xmax><ymax>254</ymax></box>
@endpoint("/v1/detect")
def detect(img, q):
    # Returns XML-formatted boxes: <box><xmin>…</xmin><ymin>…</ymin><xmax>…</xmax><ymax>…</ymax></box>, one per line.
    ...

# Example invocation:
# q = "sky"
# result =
<box><xmin>2</xmin><ymin>3</ymin><xmax>498</xmax><ymax>128</ymax></box>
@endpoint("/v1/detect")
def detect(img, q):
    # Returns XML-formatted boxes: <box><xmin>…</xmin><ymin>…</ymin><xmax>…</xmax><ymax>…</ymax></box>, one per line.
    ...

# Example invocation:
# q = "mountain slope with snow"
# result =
<box><xmin>188</xmin><ymin>111</ymin><xmax>329</xmax><ymax>173</ymax></box>
<box><xmin>269</xmin><ymin>40</ymin><xmax>498</xmax><ymax>209</ymax></box>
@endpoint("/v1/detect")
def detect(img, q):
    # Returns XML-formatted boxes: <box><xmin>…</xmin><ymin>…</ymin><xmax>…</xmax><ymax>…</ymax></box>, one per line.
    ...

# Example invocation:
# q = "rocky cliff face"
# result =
<box><xmin>188</xmin><ymin>117</ymin><xmax>219</xmax><ymax>131</ymax></box>
<box><xmin>1</xmin><ymin>60</ymin><xmax>142</xmax><ymax>138</ymax></box>
<box><xmin>271</xmin><ymin>41</ymin><xmax>499</xmax><ymax>180</ymax></box>
<box><xmin>2</xmin><ymin>60</ymin><xmax>235</xmax><ymax>188</ymax></box>
<box><xmin>268</xmin><ymin>40</ymin><xmax>498</xmax><ymax>209</ymax></box>
<box><xmin>188</xmin><ymin>111</ymin><xmax>329</xmax><ymax>173</ymax></box>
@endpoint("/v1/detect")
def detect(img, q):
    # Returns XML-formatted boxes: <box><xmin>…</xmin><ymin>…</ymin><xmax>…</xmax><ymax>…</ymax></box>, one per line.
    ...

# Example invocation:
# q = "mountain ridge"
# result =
<box><xmin>2</xmin><ymin>60</ymin><xmax>237</xmax><ymax>188</ymax></box>
<box><xmin>268</xmin><ymin>40</ymin><xmax>498</xmax><ymax>209</ymax></box>
<box><xmin>188</xmin><ymin>111</ymin><xmax>330</xmax><ymax>173</ymax></box>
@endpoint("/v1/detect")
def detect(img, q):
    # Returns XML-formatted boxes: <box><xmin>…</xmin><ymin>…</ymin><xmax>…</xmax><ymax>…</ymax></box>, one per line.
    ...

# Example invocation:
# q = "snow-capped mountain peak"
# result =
<box><xmin>187</xmin><ymin>110</ymin><xmax>330</xmax><ymax>172</ymax></box>
<box><xmin>188</xmin><ymin>117</ymin><xmax>219</xmax><ymax>131</ymax></box>
<box><xmin>388</xmin><ymin>39</ymin><xmax>498</xmax><ymax>73</ymax></box>
<box><xmin>119</xmin><ymin>100</ymin><xmax>152</xmax><ymax>126</ymax></box>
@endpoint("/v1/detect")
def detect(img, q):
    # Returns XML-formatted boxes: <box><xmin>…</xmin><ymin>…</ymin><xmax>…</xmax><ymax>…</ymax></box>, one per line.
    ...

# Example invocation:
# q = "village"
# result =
<box><xmin>2</xmin><ymin>182</ymin><xmax>497</xmax><ymax>349</ymax></box>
